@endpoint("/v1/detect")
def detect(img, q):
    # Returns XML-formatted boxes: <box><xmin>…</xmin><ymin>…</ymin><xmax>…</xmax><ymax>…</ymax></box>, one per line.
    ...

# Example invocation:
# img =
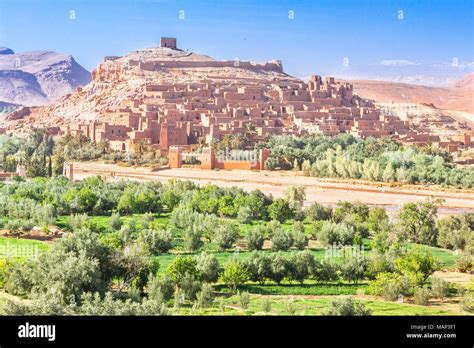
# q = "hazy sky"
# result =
<box><xmin>1</xmin><ymin>0</ymin><xmax>473</xmax><ymax>77</ymax></box>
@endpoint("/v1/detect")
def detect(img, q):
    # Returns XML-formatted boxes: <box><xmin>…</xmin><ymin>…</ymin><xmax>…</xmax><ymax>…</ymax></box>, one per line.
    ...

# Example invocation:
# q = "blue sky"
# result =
<box><xmin>1</xmin><ymin>0</ymin><xmax>473</xmax><ymax>77</ymax></box>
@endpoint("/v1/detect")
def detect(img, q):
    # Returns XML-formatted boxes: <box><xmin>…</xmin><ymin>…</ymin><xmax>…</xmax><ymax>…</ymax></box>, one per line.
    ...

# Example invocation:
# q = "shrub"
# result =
<box><xmin>244</xmin><ymin>252</ymin><xmax>271</xmax><ymax>285</ymax></box>
<box><xmin>266</xmin><ymin>220</ymin><xmax>282</xmax><ymax>236</ymax></box>
<box><xmin>238</xmin><ymin>291</ymin><xmax>250</xmax><ymax>310</ymax></box>
<box><xmin>292</xmin><ymin>221</ymin><xmax>308</xmax><ymax>250</ymax></box>
<box><xmin>267</xmin><ymin>198</ymin><xmax>294</xmax><ymax>223</ymax></box>
<box><xmin>398</xmin><ymin>200</ymin><xmax>439</xmax><ymax>246</ymax></box>
<box><xmin>195</xmin><ymin>253</ymin><xmax>219</xmax><ymax>283</ymax></box>
<box><xmin>173</xmin><ymin>289</ymin><xmax>184</xmax><ymax>311</ymax></box>
<box><xmin>413</xmin><ymin>287</ymin><xmax>431</xmax><ymax>306</ymax></box>
<box><xmin>313</xmin><ymin>259</ymin><xmax>339</xmax><ymax>282</ymax></box>
<box><xmin>183</xmin><ymin>228</ymin><xmax>203</xmax><ymax>252</ymax></box>
<box><xmin>285</xmin><ymin>299</ymin><xmax>297</xmax><ymax>315</ymax></box>
<box><xmin>141</xmin><ymin>212</ymin><xmax>154</xmax><ymax>230</ymax></box>
<box><xmin>437</xmin><ymin>213</ymin><xmax>472</xmax><ymax>251</ymax></box>
<box><xmin>147</xmin><ymin>274</ymin><xmax>174</xmax><ymax>302</ymax></box>
<box><xmin>4</xmin><ymin>261</ymin><xmax>34</xmax><ymax>295</ymax></box>
<box><xmin>220</xmin><ymin>259</ymin><xmax>249</xmax><ymax>292</ymax></box>
<box><xmin>394</xmin><ymin>248</ymin><xmax>437</xmax><ymax>286</ymax></box>
<box><xmin>309</xmin><ymin>220</ymin><xmax>324</xmax><ymax>239</ymax></box>
<box><xmin>430</xmin><ymin>277</ymin><xmax>449</xmax><ymax>300</ymax></box>
<box><xmin>5</xmin><ymin>219</ymin><xmax>34</xmax><ymax>232</ymax></box>
<box><xmin>325</xmin><ymin>297</ymin><xmax>371</xmax><ymax>316</ymax></box>
<box><xmin>460</xmin><ymin>294</ymin><xmax>473</xmax><ymax>313</ymax></box>
<box><xmin>367</xmin><ymin>272</ymin><xmax>410</xmax><ymax>301</ymax></box>
<box><xmin>268</xmin><ymin>253</ymin><xmax>288</xmax><ymax>284</ymax></box>
<box><xmin>109</xmin><ymin>212</ymin><xmax>122</xmax><ymax>231</ymax></box>
<box><xmin>212</xmin><ymin>224</ymin><xmax>239</xmax><ymax>251</ymax></box>
<box><xmin>366</xmin><ymin>207</ymin><xmax>389</xmax><ymax>235</ymax></box>
<box><xmin>128</xmin><ymin>286</ymin><xmax>141</xmax><ymax>302</ymax></box>
<box><xmin>306</xmin><ymin>203</ymin><xmax>332</xmax><ymax>221</ymax></box>
<box><xmin>287</xmin><ymin>250</ymin><xmax>316</xmax><ymax>284</ymax></box>
<box><xmin>237</xmin><ymin>206</ymin><xmax>253</xmax><ymax>224</ymax></box>
<box><xmin>0</xmin><ymin>259</ymin><xmax>7</xmax><ymax>288</ymax></box>
<box><xmin>340</xmin><ymin>257</ymin><xmax>367</xmax><ymax>284</ymax></box>
<box><xmin>366</xmin><ymin>254</ymin><xmax>394</xmax><ymax>280</ymax></box>
<box><xmin>66</xmin><ymin>213</ymin><xmax>89</xmax><ymax>231</ymax></box>
<box><xmin>370</xmin><ymin>230</ymin><xmax>390</xmax><ymax>254</ymax></box>
<box><xmin>262</xmin><ymin>298</ymin><xmax>272</xmax><ymax>314</ymax></box>
<box><xmin>195</xmin><ymin>283</ymin><xmax>214</xmax><ymax>307</ymax></box>
<box><xmin>118</xmin><ymin>225</ymin><xmax>133</xmax><ymax>244</ymax></box>
<box><xmin>302</xmin><ymin>160</ymin><xmax>311</xmax><ymax>176</ymax></box>
<box><xmin>317</xmin><ymin>221</ymin><xmax>355</xmax><ymax>246</ymax></box>
<box><xmin>456</xmin><ymin>253</ymin><xmax>472</xmax><ymax>273</ymax></box>
<box><xmin>181</xmin><ymin>273</ymin><xmax>202</xmax><ymax>301</ymax></box>
<box><xmin>271</xmin><ymin>228</ymin><xmax>293</xmax><ymax>251</ymax></box>
<box><xmin>139</xmin><ymin>229</ymin><xmax>173</xmax><ymax>254</ymax></box>
<box><xmin>245</xmin><ymin>227</ymin><xmax>265</xmax><ymax>251</ymax></box>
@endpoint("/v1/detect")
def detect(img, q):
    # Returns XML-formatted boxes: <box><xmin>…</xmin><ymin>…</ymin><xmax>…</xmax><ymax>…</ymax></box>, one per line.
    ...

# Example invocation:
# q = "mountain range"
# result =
<box><xmin>0</xmin><ymin>47</ymin><xmax>91</xmax><ymax>107</ymax></box>
<box><xmin>330</xmin><ymin>60</ymin><xmax>474</xmax><ymax>87</ymax></box>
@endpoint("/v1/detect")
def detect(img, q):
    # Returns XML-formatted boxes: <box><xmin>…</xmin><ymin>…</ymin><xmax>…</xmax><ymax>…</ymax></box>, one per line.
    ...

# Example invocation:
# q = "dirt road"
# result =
<box><xmin>73</xmin><ymin>162</ymin><xmax>474</xmax><ymax>216</ymax></box>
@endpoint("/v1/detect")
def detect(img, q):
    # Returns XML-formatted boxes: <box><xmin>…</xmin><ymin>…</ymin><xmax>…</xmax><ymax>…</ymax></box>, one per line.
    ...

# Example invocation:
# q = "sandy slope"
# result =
<box><xmin>350</xmin><ymin>75</ymin><xmax>474</xmax><ymax>115</ymax></box>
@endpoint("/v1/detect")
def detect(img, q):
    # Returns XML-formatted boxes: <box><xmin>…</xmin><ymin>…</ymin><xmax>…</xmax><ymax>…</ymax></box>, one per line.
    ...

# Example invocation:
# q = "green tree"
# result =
<box><xmin>267</xmin><ymin>198</ymin><xmax>294</xmax><ymax>223</ymax></box>
<box><xmin>394</xmin><ymin>248</ymin><xmax>437</xmax><ymax>286</ymax></box>
<box><xmin>220</xmin><ymin>259</ymin><xmax>249</xmax><ymax>292</ymax></box>
<box><xmin>271</xmin><ymin>228</ymin><xmax>293</xmax><ymax>251</ymax></box>
<box><xmin>399</xmin><ymin>200</ymin><xmax>441</xmax><ymax>246</ymax></box>
<box><xmin>165</xmin><ymin>256</ymin><xmax>198</xmax><ymax>285</ymax></box>
<box><xmin>245</xmin><ymin>226</ymin><xmax>265</xmax><ymax>251</ymax></box>
<box><xmin>195</xmin><ymin>252</ymin><xmax>219</xmax><ymax>283</ymax></box>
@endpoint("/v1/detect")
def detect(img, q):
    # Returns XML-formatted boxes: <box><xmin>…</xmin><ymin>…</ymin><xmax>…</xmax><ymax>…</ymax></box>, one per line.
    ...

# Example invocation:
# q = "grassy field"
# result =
<box><xmin>216</xmin><ymin>282</ymin><xmax>368</xmax><ymax>296</ymax></box>
<box><xmin>0</xmin><ymin>237</ymin><xmax>49</xmax><ymax>260</ymax></box>
<box><xmin>406</xmin><ymin>243</ymin><xmax>458</xmax><ymax>268</ymax></box>
<box><xmin>177</xmin><ymin>294</ymin><xmax>461</xmax><ymax>316</ymax></box>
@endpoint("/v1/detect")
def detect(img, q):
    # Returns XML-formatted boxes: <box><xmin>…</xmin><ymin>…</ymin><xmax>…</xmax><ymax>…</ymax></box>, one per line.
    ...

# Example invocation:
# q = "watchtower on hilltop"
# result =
<box><xmin>160</xmin><ymin>37</ymin><xmax>177</xmax><ymax>49</ymax></box>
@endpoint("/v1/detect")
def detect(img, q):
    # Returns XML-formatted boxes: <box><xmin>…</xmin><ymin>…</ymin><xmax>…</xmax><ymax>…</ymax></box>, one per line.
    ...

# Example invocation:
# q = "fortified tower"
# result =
<box><xmin>160</xmin><ymin>37</ymin><xmax>177</xmax><ymax>49</ymax></box>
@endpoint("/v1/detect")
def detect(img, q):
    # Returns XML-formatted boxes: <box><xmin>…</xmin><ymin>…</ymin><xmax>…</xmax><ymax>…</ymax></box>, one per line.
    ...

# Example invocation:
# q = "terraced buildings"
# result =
<box><xmin>1</xmin><ymin>38</ymin><xmax>471</xmax><ymax>155</ymax></box>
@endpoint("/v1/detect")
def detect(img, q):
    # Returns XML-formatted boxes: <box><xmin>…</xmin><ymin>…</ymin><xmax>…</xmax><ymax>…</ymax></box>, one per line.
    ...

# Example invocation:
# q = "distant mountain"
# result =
<box><xmin>0</xmin><ymin>48</ymin><xmax>91</xmax><ymax>107</ymax></box>
<box><xmin>330</xmin><ymin>60</ymin><xmax>474</xmax><ymax>88</ymax></box>
<box><xmin>0</xmin><ymin>100</ymin><xmax>20</xmax><ymax>115</ymax></box>
<box><xmin>348</xmin><ymin>73</ymin><xmax>474</xmax><ymax>114</ymax></box>
<box><xmin>453</xmin><ymin>72</ymin><xmax>474</xmax><ymax>89</ymax></box>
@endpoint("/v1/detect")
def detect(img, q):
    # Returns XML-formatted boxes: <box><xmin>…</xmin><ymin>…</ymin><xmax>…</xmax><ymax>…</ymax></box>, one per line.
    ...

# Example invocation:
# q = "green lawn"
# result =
<box><xmin>0</xmin><ymin>237</ymin><xmax>49</xmax><ymax>260</ymax></box>
<box><xmin>217</xmin><ymin>282</ymin><xmax>368</xmax><ymax>296</ymax></box>
<box><xmin>406</xmin><ymin>243</ymin><xmax>458</xmax><ymax>268</ymax></box>
<box><xmin>55</xmin><ymin>213</ymin><xmax>171</xmax><ymax>231</ymax></box>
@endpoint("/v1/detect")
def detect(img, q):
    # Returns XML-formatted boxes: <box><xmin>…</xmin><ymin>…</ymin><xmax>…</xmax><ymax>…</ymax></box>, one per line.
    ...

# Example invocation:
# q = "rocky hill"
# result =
<box><xmin>0</xmin><ymin>48</ymin><xmax>91</xmax><ymax>107</ymax></box>
<box><xmin>0</xmin><ymin>45</ymin><xmax>300</xmax><ymax>131</ymax></box>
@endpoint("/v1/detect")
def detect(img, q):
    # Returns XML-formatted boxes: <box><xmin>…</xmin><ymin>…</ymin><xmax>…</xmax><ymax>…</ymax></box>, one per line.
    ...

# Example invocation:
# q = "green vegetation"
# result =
<box><xmin>0</xmin><ymin>173</ymin><xmax>471</xmax><ymax>316</ymax></box>
<box><xmin>258</xmin><ymin>134</ymin><xmax>474</xmax><ymax>188</ymax></box>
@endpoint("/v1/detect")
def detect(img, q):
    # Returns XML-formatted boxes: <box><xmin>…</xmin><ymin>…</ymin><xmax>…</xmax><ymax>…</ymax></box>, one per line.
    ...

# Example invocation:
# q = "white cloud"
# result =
<box><xmin>379</xmin><ymin>59</ymin><xmax>417</xmax><ymax>66</ymax></box>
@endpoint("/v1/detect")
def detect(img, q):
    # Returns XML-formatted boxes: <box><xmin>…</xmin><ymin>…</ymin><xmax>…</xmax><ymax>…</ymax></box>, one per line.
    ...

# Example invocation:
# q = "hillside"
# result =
<box><xmin>0</xmin><ymin>45</ymin><xmax>302</xmax><ymax>130</ymax></box>
<box><xmin>350</xmin><ymin>74</ymin><xmax>474</xmax><ymax>114</ymax></box>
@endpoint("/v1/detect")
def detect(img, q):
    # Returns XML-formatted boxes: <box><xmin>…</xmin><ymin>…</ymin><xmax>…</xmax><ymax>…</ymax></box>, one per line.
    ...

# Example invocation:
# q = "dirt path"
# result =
<box><xmin>73</xmin><ymin>162</ymin><xmax>474</xmax><ymax>216</ymax></box>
